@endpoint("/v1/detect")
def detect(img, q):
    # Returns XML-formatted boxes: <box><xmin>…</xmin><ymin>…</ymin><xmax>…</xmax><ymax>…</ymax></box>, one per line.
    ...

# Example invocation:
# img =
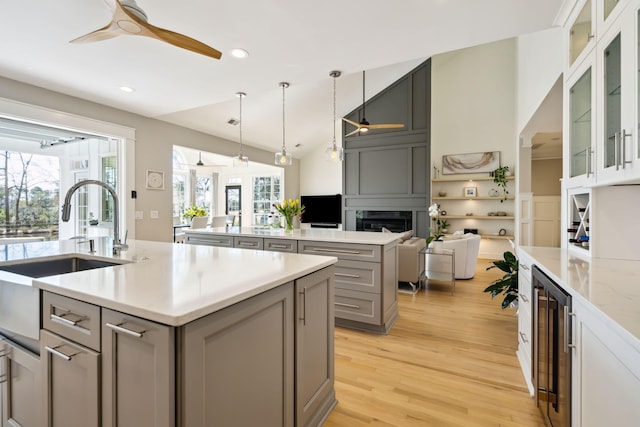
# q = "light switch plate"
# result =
<box><xmin>150</xmin><ymin>210</ymin><xmax>159</xmax><ymax>219</ymax></box>
<box><xmin>135</xmin><ymin>211</ymin><xmax>143</xmax><ymax>220</ymax></box>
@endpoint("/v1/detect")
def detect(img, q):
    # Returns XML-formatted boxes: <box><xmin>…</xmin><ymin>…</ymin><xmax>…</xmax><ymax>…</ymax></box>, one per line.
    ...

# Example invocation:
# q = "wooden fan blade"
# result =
<box><xmin>342</xmin><ymin>117</ymin><xmax>360</xmax><ymax>127</ymax></box>
<box><xmin>366</xmin><ymin>123</ymin><xmax>405</xmax><ymax>130</ymax></box>
<box><xmin>344</xmin><ymin>128</ymin><xmax>363</xmax><ymax>137</ymax></box>
<box><xmin>143</xmin><ymin>25</ymin><xmax>222</xmax><ymax>59</ymax></box>
<box><xmin>71</xmin><ymin>0</ymin><xmax>221</xmax><ymax>60</ymax></box>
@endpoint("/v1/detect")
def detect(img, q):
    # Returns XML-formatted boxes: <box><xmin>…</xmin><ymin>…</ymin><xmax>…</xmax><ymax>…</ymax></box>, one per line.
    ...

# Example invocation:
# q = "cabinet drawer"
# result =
<box><xmin>42</xmin><ymin>292</ymin><xmax>101</xmax><ymax>352</ymax></box>
<box><xmin>186</xmin><ymin>234</ymin><xmax>233</xmax><ymax>247</ymax></box>
<box><xmin>518</xmin><ymin>301</ymin><xmax>532</xmax><ymax>359</ymax></box>
<box><xmin>233</xmin><ymin>236</ymin><xmax>264</xmax><ymax>250</ymax></box>
<box><xmin>264</xmin><ymin>238</ymin><xmax>298</xmax><ymax>253</ymax></box>
<box><xmin>298</xmin><ymin>241</ymin><xmax>381</xmax><ymax>262</ymax></box>
<box><xmin>334</xmin><ymin>259</ymin><xmax>380</xmax><ymax>293</ymax></box>
<box><xmin>334</xmin><ymin>288</ymin><xmax>380</xmax><ymax>325</ymax></box>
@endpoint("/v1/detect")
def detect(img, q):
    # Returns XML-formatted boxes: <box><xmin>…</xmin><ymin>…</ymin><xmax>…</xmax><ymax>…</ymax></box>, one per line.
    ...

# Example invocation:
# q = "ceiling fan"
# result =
<box><xmin>179</xmin><ymin>152</ymin><xmax>227</xmax><ymax>169</ymax></box>
<box><xmin>343</xmin><ymin>70</ymin><xmax>404</xmax><ymax>137</ymax></box>
<box><xmin>70</xmin><ymin>0</ymin><xmax>222</xmax><ymax>60</ymax></box>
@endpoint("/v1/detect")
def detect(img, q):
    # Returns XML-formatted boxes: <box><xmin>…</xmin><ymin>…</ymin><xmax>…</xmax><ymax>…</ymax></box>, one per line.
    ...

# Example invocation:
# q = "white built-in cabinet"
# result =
<box><xmin>571</xmin><ymin>295</ymin><xmax>640</xmax><ymax>426</ymax></box>
<box><xmin>515</xmin><ymin>249</ymin><xmax>534</xmax><ymax>395</ymax></box>
<box><xmin>565</xmin><ymin>0</ymin><xmax>640</xmax><ymax>189</ymax></box>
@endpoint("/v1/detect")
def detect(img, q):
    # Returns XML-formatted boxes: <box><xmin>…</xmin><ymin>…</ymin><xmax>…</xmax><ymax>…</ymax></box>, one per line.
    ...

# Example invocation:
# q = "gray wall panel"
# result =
<box><xmin>358</xmin><ymin>149</ymin><xmax>408</xmax><ymax>194</ymax></box>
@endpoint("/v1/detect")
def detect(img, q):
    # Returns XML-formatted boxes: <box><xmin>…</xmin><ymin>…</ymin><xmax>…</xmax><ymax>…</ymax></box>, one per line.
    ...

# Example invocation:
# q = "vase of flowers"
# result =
<box><xmin>273</xmin><ymin>199</ymin><xmax>304</xmax><ymax>232</ymax></box>
<box><xmin>426</xmin><ymin>203</ymin><xmax>450</xmax><ymax>247</ymax></box>
<box><xmin>183</xmin><ymin>205</ymin><xmax>208</xmax><ymax>223</ymax></box>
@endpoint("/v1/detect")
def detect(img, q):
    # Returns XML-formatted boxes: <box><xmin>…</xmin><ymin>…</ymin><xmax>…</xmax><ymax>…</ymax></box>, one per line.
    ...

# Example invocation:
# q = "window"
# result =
<box><xmin>173</xmin><ymin>172</ymin><xmax>187</xmax><ymax>218</ymax></box>
<box><xmin>195</xmin><ymin>176</ymin><xmax>212</xmax><ymax>214</ymax></box>
<box><xmin>101</xmin><ymin>155</ymin><xmax>117</xmax><ymax>222</ymax></box>
<box><xmin>253</xmin><ymin>176</ymin><xmax>281</xmax><ymax>225</ymax></box>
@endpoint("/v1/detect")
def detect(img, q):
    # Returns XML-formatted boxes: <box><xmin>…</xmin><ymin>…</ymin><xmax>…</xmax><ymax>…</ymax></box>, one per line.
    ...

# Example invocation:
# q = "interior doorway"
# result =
<box><xmin>225</xmin><ymin>185</ymin><xmax>241</xmax><ymax>225</ymax></box>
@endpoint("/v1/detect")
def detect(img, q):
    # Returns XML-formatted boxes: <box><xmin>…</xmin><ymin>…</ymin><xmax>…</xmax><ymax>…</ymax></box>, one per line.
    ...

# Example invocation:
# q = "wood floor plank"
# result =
<box><xmin>324</xmin><ymin>258</ymin><xmax>545</xmax><ymax>426</ymax></box>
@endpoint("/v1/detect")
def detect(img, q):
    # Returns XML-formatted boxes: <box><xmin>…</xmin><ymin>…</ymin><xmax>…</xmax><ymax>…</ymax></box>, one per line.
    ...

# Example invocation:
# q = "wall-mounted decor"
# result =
<box><xmin>464</xmin><ymin>187</ymin><xmax>477</xmax><ymax>197</ymax></box>
<box><xmin>146</xmin><ymin>170</ymin><xmax>165</xmax><ymax>190</ymax></box>
<box><xmin>442</xmin><ymin>151</ymin><xmax>500</xmax><ymax>174</ymax></box>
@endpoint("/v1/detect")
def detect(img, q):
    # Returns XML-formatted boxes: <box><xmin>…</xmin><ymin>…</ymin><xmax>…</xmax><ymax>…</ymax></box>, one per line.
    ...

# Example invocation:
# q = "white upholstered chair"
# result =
<box><xmin>189</xmin><ymin>216</ymin><xmax>209</xmax><ymax>229</ymax></box>
<box><xmin>211</xmin><ymin>216</ymin><xmax>228</xmax><ymax>227</ymax></box>
<box><xmin>429</xmin><ymin>233</ymin><xmax>481</xmax><ymax>279</ymax></box>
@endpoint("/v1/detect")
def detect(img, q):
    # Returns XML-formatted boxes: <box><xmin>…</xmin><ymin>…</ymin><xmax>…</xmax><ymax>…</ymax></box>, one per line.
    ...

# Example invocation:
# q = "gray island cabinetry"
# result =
<box><xmin>185</xmin><ymin>228</ymin><xmax>400</xmax><ymax>334</ymax></box>
<box><xmin>0</xmin><ymin>238</ymin><xmax>336</xmax><ymax>427</ymax></box>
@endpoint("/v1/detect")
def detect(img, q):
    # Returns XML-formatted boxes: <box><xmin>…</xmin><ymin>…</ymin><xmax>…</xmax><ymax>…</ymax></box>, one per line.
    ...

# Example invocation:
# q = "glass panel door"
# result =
<box><xmin>570</xmin><ymin>67</ymin><xmax>592</xmax><ymax>177</ymax></box>
<box><xmin>570</xmin><ymin>0</ymin><xmax>592</xmax><ymax>65</ymax></box>
<box><xmin>225</xmin><ymin>185</ymin><xmax>241</xmax><ymax>225</ymax></box>
<box><xmin>604</xmin><ymin>33</ymin><xmax>621</xmax><ymax>169</ymax></box>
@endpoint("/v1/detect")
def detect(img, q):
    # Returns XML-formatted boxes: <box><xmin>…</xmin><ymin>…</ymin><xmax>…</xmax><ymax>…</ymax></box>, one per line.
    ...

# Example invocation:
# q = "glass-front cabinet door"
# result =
<box><xmin>570</xmin><ymin>0</ymin><xmax>594</xmax><ymax>68</ymax></box>
<box><xmin>597</xmin><ymin>3</ymin><xmax>640</xmax><ymax>184</ymax></box>
<box><xmin>569</xmin><ymin>65</ymin><xmax>595</xmax><ymax>183</ymax></box>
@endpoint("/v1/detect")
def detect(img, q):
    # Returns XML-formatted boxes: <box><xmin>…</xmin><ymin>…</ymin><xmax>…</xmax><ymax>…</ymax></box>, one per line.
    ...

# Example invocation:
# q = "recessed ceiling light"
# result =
<box><xmin>230</xmin><ymin>48</ymin><xmax>249</xmax><ymax>59</ymax></box>
<box><xmin>119</xmin><ymin>86</ymin><xmax>135</xmax><ymax>93</ymax></box>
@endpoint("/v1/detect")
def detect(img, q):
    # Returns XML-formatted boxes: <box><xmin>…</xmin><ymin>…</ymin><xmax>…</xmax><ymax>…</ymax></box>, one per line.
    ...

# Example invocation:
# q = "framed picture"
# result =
<box><xmin>146</xmin><ymin>170</ymin><xmax>165</xmax><ymax>190</ymax></box>
<box><xmin>464</xmin><ymin>187</ymin><xmax>477</xmax><ymax>197</ymax></box>
<box><xmin>442</xmin><ymin>151</ymin><xmax>500</xmax><ymax>174</ymax></box>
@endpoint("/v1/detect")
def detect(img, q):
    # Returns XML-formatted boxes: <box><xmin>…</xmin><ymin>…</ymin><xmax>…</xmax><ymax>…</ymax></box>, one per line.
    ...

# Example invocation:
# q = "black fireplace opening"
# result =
<box><xmin>355</xmin><ymin>210</ymin><xmax>412</xmax><ymax>233</ymax></box>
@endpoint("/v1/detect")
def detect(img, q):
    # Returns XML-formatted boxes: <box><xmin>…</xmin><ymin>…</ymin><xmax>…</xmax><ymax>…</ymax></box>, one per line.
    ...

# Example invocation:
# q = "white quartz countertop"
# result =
<box><xmin>185</xmin><ymin>226</ymin><xmax>402</xmax><ymax>245</ymax></box>
<box><xmin>520</xmin><ymin>246</ymin><xmax>640</xmax><ymax>345</ymax></box>
<box><xmin>0</xmin><ymin>238</ymin><xmax>336</xmax><ymax>326</ymax></box>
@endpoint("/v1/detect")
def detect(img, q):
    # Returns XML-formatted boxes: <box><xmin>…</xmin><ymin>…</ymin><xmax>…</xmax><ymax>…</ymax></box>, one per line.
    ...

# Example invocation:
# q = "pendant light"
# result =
<box><xmin>274</xmin><ymin>82</ymin><xmax>293</xmax><ymax>166</ymax></box>
<box><xmin>325</xmin><ymin>71</ymin><xmax>344</xmax><ymax>162</ymax></box>
<box><xmin>196</xmin><ymin>152</ymin><xmax>204</xmax><ymax>166</ymax></box>
<box><xmin>232</xmin><ymin>91</ymin><xmax>249</xmax><ymax>167</ymax></box>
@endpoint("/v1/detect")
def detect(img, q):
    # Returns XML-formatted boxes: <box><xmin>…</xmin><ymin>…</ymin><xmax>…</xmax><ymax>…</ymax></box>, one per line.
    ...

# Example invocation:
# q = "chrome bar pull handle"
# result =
<box><xmin>563</xmin><ymin>307</ymin><xmax>576</xmax><ymax>353</ymax></box>
<box><xmin>105</xmin><ymin>322</ymin><xmax>144</xmax><ymax>338</ymax></box>
<box><xmin>519</xmin><ymin>332</ymin><xmax>529</xmax><ymax>343</ymax></box>
<box><xmin>622</xmin><ymin>129</ymin><xmax>632</xmax><ymax>168</ymax></box>
<box><xmin>50</xmin><ymin>313</ymin><xmax>80</xmax><ymax>327</ymax></box>
<box><xmin>518</xmin><ymin>293</ymin><xmax>529</xmax><ymax>303</ymax></box>
<box><xmin>312</xmin><ymin>247</ymin><xmax>361</xmax><ymax>255</ymax></box>
<box><xmin>335</xmin><ymin>272</ymin><xmax>361</xmax><ymax>279</ymax></box>
<box><xmin>299</xmin><ymin>287</ymin><xmax>306</xmax><ymax>325</ymax></box>
<box><xmin>615</xmin><ymin>131</ymin><xmax>620</xmax><ymax>170</ymax></box>
<box><xmin>335</xmin><ymin>302</ymin><xmax>360</xmax><ymax>309</ymax></box>
<box><xmin>45</xmin><ymin>345</ymin><xmax>73</xmax><ymax>361</ymax></box>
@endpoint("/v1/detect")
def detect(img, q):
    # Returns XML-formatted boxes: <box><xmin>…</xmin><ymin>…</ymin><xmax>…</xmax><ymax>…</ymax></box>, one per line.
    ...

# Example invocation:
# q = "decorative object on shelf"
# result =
<box><xmin>145</xmin><ymin>170</ymin><xmax>164</xmax><ymax>190</ymax></box>
<box><xmin>464</xmin><ymin>187</ymin><xmax>477</xmax><ymax>197</ymax></box>
<box><xmin>426</xmin><ymin>203</ymin><xmax>450</xmax><ymax>245</ymax></box>
<box><xmin>465</xmin><ymin>213</ymin><xmax>473</xmax><ymax>216</ymax></box>
<box><xmin>274</xmin><ymin>82</ymin><xmax>293</xmax><ymax>166</ymax></box>
<box><xmin>232</xmin><ymin>92</ymin><xmax>249</xmax><ymax>167</ymax></box>
<box><xmin>342</xmin><ymin>70</ymin><xmax>404</xmax><ymax>137</ymax></box>
<box><xmin>442</xmin><ymin>151</ymin><xmax>500</xmax><ymax>174</ymax></box>
<box><xmin>433</xmin><ymin>163</ymin><xmax>440</xmax><ymax>179</ymax></box>
<box><xmin>489</xmin><ymin>188</ymin><xmax>500</xmax><ymax>197</ymax></box>
<box><xmin>498</xmin><ymin>228</ymin><xmax>507</xmax><ymax>236</ymax></box>
<box><xmin>496</xmin><ymin>211</ymin><xmax>507</xmax><ymax>216</ymax></box>
<box><xmin>464</xmin><ymin>228</ymin><xmax>478</xmax><ymax>234</ymax></box>
<box><xmin>325</xmin><ymin>71</ymin><xmax>344</xmax><ymax>162</ymax></box>
<box><xmin>492</xmin><ymin>165</ymin><xmax>510</xmax><ymax>202</ymax></box>
<box><xmin>483</xmin><ymin>251</ymin><xmax>519</xmax><ymax>309</ymax></box>
<box><xmin>488</xmin><ymin>212</ymin><xmax>497</xmax><ymax>216</ymax></box>
<box><xmin>183</xmin><ymin>205</ymin><xmax>208</xmax><ymax>222</ymax></box>
<box><xmin>273</xmin><ymin>199</ymin><xmax>304</xmax><ymax>232</ymax></box>
<box><xmin>438</xmin><ymin>190</ymin><xmax>447</xmax><ymax>197</ymax></box>
<box><xmin>440</xmin><ymin>210</ymin><xmax>447</xmax><ymax>216</ymax></box>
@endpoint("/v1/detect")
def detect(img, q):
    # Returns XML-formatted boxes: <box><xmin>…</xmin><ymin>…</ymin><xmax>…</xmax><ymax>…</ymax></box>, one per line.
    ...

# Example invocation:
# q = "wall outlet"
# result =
<box><xmin>150</xmin><ymin>210</ymin><xmax>159</xmax><ymax>219</ymax></box>
<box><xmin>135</xmin><ymin>211</ymin><xmax>143</xmax><ymax>220</ymax></box>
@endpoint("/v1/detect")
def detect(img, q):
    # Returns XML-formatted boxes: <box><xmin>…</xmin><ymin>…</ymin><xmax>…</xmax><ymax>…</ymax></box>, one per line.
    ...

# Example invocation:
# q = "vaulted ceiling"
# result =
<box><xmin>0</xmin><ymin>0</ymin><xmax>565</xmax><ymax>157</ymax></box>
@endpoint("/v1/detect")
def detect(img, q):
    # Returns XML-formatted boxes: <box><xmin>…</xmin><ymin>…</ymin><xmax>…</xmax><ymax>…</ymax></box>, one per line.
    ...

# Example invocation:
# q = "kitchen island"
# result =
<box><xmin>0</xmin><ymin>238</ymin><xmax>337</xmax><ymax>427</ymax></box>
<box><xmin>184</xmin><ymin>227</ymin><xmax>401</xmax><ymax>334</ymax></box>
<box><xmin>518</xmin><ymin>247</ymin><xmax>640</xmax><ymax>426</ymax></box>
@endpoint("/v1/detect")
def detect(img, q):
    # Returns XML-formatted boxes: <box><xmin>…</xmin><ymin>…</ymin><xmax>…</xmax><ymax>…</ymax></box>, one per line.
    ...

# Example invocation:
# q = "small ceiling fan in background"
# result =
<box><xmin>179</xmin><ymin>152</ymin><xmax>228</xmax><ymax>169</ymax></box>
<box><xmin>71</xmin><ymin>0</ymin><xmax>222</xmax><ymax>60</ymax></box>
<box><xmin>343</xmin><ymin>70</ymin><xmax>404</xmax><ymax>137</ymax></box>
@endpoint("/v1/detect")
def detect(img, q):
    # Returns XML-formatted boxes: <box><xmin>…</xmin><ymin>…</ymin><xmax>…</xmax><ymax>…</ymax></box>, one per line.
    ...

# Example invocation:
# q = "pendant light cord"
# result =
<box><xmin>239</xmin><ymin>93</ymin><xmax>244</xmax><ymax>155</ymax></box>
<box><xmin>362</xmin><ymin>70</ymin><xmax>366</xmax><ymax>121</ymax></box>
<box><xmin>281</xmin><ymin>83</ymin><xmax>287</xmax><ymax>153</ymax></box>
<box><xmin>332</xmin><ymin>74</ymin><xmax>337</xmax><ymax>146</ymax></box>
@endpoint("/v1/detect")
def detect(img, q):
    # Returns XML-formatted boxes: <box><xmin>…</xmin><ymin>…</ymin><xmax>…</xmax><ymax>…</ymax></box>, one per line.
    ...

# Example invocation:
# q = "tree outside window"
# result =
<box><xmin>253</xmin><ymin>176</ymin><xmax>281</xmax><ymax>226</ymax></box>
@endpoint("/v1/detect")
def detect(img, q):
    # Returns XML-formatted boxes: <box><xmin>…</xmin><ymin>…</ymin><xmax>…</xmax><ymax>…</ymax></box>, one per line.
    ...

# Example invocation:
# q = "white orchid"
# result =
<box><xmin>426</xmin><ymin>203</ymin><xmax>449</xmax><ymax>245</ymax></box>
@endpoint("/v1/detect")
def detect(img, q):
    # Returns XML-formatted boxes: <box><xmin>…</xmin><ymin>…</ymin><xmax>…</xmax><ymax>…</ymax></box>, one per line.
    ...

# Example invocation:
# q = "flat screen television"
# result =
<box><xmin>300</xmin><ymin>194</ymin><xmax>342</xmax><ymax>226</ymax></box>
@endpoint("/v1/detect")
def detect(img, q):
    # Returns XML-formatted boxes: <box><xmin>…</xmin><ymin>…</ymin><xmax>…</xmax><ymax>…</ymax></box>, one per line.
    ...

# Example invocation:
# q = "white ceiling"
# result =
<box><xmin>0</xmin><ymin>0</ymin><xmax>565</xmax><ymax>158</ymax></box>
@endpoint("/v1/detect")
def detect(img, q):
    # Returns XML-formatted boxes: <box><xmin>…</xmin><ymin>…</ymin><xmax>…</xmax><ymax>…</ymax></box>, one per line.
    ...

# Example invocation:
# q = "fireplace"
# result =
<box><xmin>355</xmin><ymin>210</ymin><xmax>412</xmax><ymax>233</ymax></box>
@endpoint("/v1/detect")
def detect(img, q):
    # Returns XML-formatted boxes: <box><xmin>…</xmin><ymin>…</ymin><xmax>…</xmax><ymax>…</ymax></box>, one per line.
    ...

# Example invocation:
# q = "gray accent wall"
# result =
<box><xmin>342</xmin><ymin>60</ymin><xmax>431</xmax><ymax>237</ymax></box>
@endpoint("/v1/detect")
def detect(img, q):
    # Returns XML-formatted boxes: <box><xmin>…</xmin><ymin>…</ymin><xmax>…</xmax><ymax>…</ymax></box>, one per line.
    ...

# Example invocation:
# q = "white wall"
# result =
<box><xmin>432</xmin><ymin>38</ymin><xmax>517</xmax><ymax>259</ymax></box>
<box><xmin>0</xmin><ymin>76</ymin><xmax>299</xmax><ymax>242</ymax></box>
<box><xmin>299</xmin><ymin>139</ymin><xmax>342</xmax><ymax>195</ymax></box>
<box><xmin>516</xmin><ymin>28</ymin><xmax>564</xmax><ymax>134</ymax></box>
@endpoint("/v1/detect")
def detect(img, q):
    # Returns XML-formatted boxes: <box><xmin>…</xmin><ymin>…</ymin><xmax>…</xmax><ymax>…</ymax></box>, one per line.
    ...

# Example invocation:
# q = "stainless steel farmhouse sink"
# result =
<box><xmin>0</xmin><ymin>256</ymin><xmax>125</xmax><ymax>278</ymax></box>
<box><xmin>0</xmin><ymin>255</ymin><xmax>130</xmax><ymax>352</ymax></box>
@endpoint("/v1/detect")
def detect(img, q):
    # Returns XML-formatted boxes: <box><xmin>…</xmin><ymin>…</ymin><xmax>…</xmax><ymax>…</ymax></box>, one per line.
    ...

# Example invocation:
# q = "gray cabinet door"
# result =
<box><xmin>181</xmin><ymin>283</ymin><xmax>294</xmax><ymax>427</ymax></box>
<box><xmin>0</xmin><ymin>336</ymin><xmax>41</xmax><ymax>427</ymax></box>
<box><xmin>295</xmin><ymin>268</ymin><xmax>336</xmax><ymax>427</ymax></box>
<box><xmin>102</xmin><ymin>308</ymin><xmax>175</xmax><ymax>427</ymax></box>
<box><xmin>40</xmin><ymin>329</ymin><xmax>100</xmax><ymax>427</ymax></box>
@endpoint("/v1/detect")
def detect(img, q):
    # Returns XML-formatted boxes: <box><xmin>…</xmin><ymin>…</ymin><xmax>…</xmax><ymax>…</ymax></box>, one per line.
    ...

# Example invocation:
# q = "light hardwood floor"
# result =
<box><xmin>324</xmin><ymin>259</ymin><xmax>545</xmax><ymax>427</ymax></box>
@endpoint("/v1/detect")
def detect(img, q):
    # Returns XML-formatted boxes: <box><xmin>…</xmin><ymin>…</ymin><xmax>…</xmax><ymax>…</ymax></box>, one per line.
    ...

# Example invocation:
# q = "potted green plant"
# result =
<box><xmin>492</xmin><ymin>166</ymin><xmax>510</xmax><ymax>202</ymax></box>
<box><xmin>483</xmin><ymin>251</ymin><xmax>519</xmax><ymax>309</ymax></box>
